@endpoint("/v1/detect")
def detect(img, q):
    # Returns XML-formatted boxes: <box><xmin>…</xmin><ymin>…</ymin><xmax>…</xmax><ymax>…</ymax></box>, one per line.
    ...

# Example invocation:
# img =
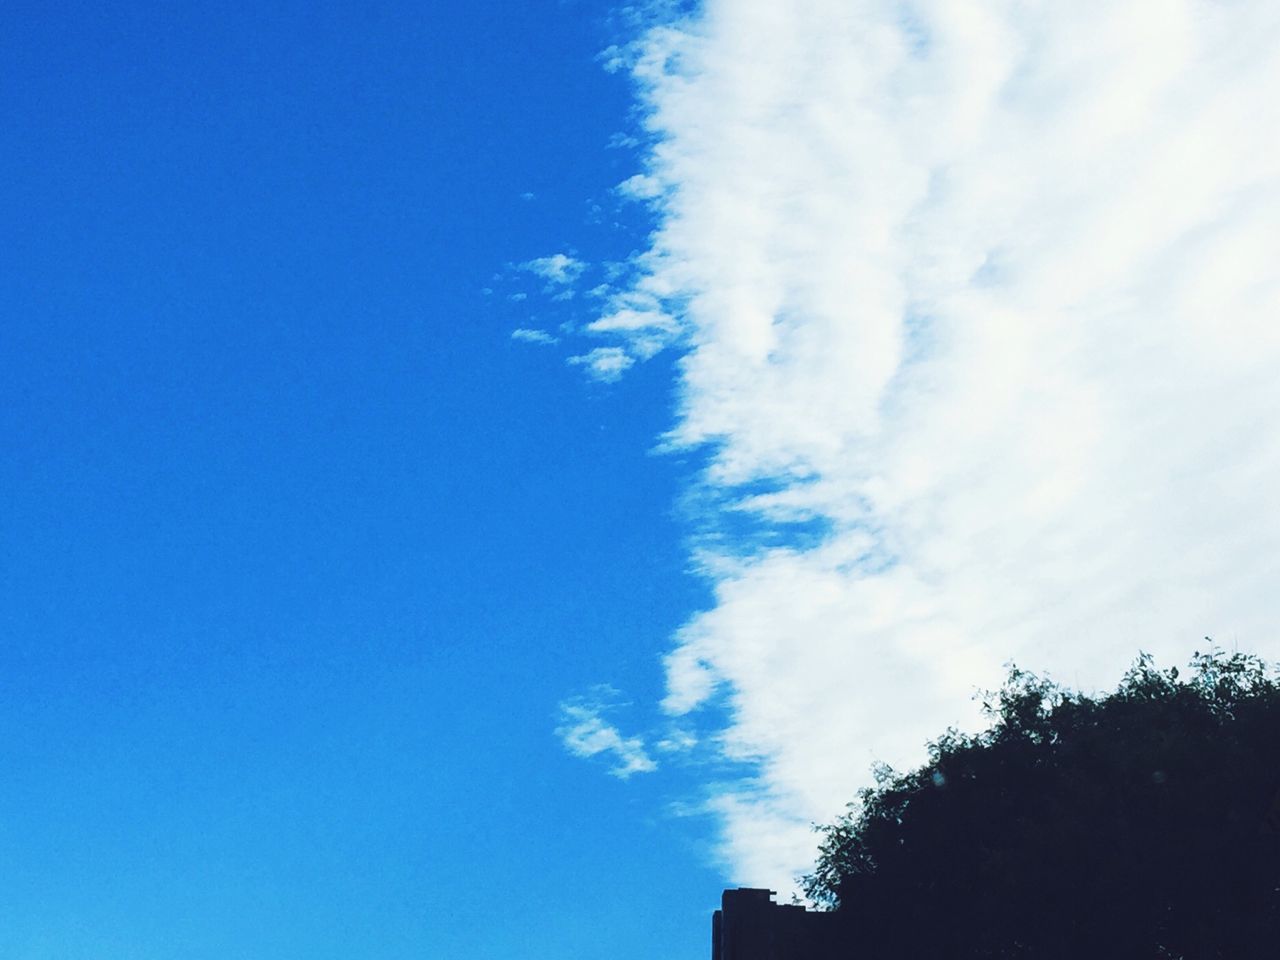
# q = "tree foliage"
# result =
<box><xmin>803</xmin><ymin>648</ymin><xmax>1280</xmax><ymax>958</ymax></box>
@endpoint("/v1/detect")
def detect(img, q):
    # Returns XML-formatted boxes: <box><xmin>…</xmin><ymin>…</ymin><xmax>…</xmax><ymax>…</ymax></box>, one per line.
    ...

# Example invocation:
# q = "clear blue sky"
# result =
<box><xmin>1</xmin><ymin>2</ymin><xmax>723</xmax><ymax>957</ymax></box>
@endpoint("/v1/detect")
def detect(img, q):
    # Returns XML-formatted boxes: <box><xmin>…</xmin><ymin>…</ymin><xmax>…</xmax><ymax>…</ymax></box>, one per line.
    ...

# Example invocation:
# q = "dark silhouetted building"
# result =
<box><xmin>711</xmin><ymin>888</ymin><xmax>843</xmax><ymax>960</ymax></box>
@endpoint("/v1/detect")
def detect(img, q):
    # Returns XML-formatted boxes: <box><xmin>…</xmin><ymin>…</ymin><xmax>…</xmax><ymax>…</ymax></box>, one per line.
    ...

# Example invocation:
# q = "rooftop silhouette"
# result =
<box><xmin>711</xmin><ymin>888</ymin><xmax>842</xmax><ymax>960</ymax></box>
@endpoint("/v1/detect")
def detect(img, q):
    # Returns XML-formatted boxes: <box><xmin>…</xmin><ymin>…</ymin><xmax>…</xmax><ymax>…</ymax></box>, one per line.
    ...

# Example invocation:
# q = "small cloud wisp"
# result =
<box><xmin>556</xmin><ymin>689</ymin><xmax>657</xmax><ymax>780</ymax></box>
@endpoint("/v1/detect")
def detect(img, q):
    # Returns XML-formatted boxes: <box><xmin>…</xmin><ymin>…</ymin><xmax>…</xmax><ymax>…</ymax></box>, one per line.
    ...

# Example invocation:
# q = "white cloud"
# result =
<box><xmin>511</xmin><ymin>328</ymin><xmax>559</xmax><ymax>345</ymax></box>
<box><xmin>617</xmin><ymin>173</ymin><xmax>664</xmax><ymax>200</ymax></box>
<box><xmin>520</xmin><ymin>252</ymin><xmax>586</xmax><ymax>286</ymax></box>
<box><xmin>654</xmin><ymin>725</ymin><xmax>698</xmax><ymax>753</ymax></box>
<box><xmin>568</xmin><ymin>346</ymin><xmax>636</xmax><ymax>382</ymax></box>
<box><xmin>557</xmin><ymin>689</ymin><xmax>658</xmax><ymax>779</ymax></box>
<box><xmin>596</xmin><ymin>0</ymin><xmax>1280</xmax><ymax>893</ymax></box>
<box><xmin>587</xmin><ymin>305</ymin><xmax>680</xmax><ymax>359</ymax></box>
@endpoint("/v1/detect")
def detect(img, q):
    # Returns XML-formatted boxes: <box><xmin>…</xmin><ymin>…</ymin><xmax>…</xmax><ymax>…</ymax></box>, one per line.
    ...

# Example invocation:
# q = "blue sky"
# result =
<box><xmin>1</xmin><ymin>2</ymin><xmax>721</xmax><ymax>958</ymax></box>
<box><xmin>7</xmin><ymin>0</ymin><xmax>1280</xmax><ymax>956</ymax></box>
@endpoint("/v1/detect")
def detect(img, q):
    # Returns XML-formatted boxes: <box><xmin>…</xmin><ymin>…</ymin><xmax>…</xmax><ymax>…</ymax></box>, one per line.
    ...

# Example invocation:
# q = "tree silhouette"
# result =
<box><xmin>803</xmin><ymin>648</ymin><xmax>1280</xmax><ymax>959</ymax></box>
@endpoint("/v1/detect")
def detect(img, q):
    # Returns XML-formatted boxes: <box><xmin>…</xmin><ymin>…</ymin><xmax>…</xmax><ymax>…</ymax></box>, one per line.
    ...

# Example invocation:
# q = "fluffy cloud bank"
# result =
<box><xmin>587</xmin><ymin>0</ymin><xmax>1280</xmax><ymax>889</ymax></box>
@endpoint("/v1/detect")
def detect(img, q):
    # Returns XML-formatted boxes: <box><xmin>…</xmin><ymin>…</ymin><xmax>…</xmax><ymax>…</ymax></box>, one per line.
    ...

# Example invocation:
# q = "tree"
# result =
<box><xmin>803</xmin><ymin>648</ymin><xmax>1280</xmax><ymax>959</ymax></box>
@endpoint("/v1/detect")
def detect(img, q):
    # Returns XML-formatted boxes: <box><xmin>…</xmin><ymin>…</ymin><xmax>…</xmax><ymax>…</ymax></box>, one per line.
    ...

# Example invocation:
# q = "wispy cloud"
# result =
<box><xmin>587</xmin><ymin>305</ymin><xmax>679</xmax><ymax>360</ymax></box>
<box><xmin>511</xmin><ymin>328</ymin><xmax>559</xmax><ymax>345</ymax></box>
<box><xmin>616</xmin><ymin>173</ymin><xmax>663</xmax><ymax>200</ymax></box>
<box><xmin>568</xmin><ymin>346</ymin><xmax>636</xmax><ymax>382</ymax></box>
<box><xmin>520</xmin><ymin>252</ymin><xmax>585</xmax><ymax>287</ymax></box>
<box><xmin>556</xmin><ymin>689</ymin><xmax>657</xmax><ymax>779</ymax></box>
<box><xmin>589</xmin><ymin>0</ymin><xmax>1280</xmax><ymax>891</ymax></box>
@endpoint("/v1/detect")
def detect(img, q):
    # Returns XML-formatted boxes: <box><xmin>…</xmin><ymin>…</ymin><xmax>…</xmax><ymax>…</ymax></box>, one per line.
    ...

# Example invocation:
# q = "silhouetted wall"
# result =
<box><xmin>711</xmin><ymin>888</ymin><xmax>843</xmax><ymax>960</ymax></box>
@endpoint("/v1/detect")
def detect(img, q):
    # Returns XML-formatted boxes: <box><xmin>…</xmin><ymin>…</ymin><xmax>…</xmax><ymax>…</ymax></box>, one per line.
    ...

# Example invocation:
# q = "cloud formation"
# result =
<box><xmin>520</xmin><ymin>253</ymin><xmax>586</xmax><ymax>287</ymax></box>
<box><xmin>593</xmin><ymin>0</ymin><xmax>1280</xmax><ymax>889</ymax></box>
<box><xmin>511</xmin><ymin>327</ymin><xmax>559</xmax><ymax>345</ymax></box>
<box><xmin>568</xmin><ymin>346</ymin><xmax>636</xmax><ymax>382</ymax></box>
<box><xmin>556</xmin><ymin>689</ymin><xmax>658</xmax><ymax>779</ymax></box>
